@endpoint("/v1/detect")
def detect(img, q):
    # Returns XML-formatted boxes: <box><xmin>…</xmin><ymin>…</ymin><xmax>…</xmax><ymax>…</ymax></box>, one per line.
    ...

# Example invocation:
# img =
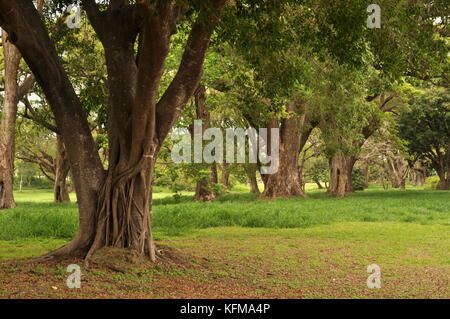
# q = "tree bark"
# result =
<box><xmin>327</xmin><ymin>153</ymin><xmax>359</xmax><ymax>197</ymax></box>
<box><xmin>54</xmin><ymin>135</ymin><xmax>71</xmax><ymax>203</ymax></box>
<box><xmin>327</xmin><ymin>153</ymin><xmax>353</xmax><ymax>198</ymax></box>
<box><xmin>433</xmin><ymin>144</ymin><xmax>450</xmax><ymax>190</ymax></box>
<box><xmin>436</xmin><ymin>167</ymin><xmax>450</xmax><ymax>190</ymax></box>
<box><xmin>262</xmin><ymin>103</ymin><xmax>314</xmax><ymax>199</ymax></box>
<box><xmin>0</xmin><ymin>31</ymin><xmax>21</xmax><ymax>209</ymax></box>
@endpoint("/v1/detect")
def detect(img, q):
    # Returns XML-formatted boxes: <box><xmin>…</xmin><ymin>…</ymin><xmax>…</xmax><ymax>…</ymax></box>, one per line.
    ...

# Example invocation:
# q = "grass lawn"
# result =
<box><xmin>0</xmin><ymin>186</ymin><xmax>448</xmax><ymax>298</ymax></box>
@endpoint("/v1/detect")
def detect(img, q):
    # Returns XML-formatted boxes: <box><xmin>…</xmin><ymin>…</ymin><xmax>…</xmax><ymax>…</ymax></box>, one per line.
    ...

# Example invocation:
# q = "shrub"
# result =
<box><xmin>424</xmin><ymin>176</ymin><xmax>440</xmax><ymax>190</ymax></box>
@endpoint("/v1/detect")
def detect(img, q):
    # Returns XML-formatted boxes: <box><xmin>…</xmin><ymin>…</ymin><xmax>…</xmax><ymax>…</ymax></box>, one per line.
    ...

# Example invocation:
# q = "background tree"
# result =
<box><xmin>398</xmin><ymin>88</ymin><xmax>450</xmax><ymax>190</ymax></box>
<box><xmin>0</xmin><ymin>30</ymin><xmax>23</xmax><ymax>209</ymax></box>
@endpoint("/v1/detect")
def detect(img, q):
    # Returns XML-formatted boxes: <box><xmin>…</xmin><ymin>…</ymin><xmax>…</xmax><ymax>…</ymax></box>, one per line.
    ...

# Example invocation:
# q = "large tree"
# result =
<box><xmin>398</xmin><ymin>88</ymin><xmax>450</xmax><ymax>190</ymax></box>
<box><xmin>0</xmin><ymin>0</ymin><xmax>226</xmax><ymax>261</ymax></box>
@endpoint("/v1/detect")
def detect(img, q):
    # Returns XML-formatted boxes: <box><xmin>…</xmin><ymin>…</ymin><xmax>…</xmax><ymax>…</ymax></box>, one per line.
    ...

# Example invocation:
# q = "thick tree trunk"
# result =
<box><xmin>54</xmin><ymin>135</ymin><xmax>71</xmax><ymax>203</ymax></box>
<box><xmin>88</xmin><ymin>159</ymin><xmax>157</xmax><ymax>260</ymax></box>
<box><xmin>84</xmin><ymin>25</ymin><xmax>162</xmax><ymax>260</ymax></box>
<box><xmin>436</xmin><ymin>169</ymin><xmax>450</xmax><ymax>190</ymax></box>
<box><xmin>262</xmin><ymin>103</ymin><xmax>313</xmax><ymax>198</ymax></box>
<box><xmin>0</xmin><ymin>31</ymin><xmax>21</xmax><ymax>209</ymax></box>
<box><xmin>195</xmin><ymin>175</ymin><xmax>217</xmax><ymax>201</ymax></box>
<box><xmin>327</xmin><ymin>153</ymin><xmax>353</xmax><ymax>198</ymax></box>
<box><xmin>438</xmin><ymin>178</ymin><xmax>450</xmax><ymax>190</ymax></box>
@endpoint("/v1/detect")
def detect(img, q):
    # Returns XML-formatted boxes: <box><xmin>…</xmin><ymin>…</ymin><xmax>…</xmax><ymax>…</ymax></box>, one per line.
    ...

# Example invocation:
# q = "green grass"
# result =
<box><xmin>153</xmin><ymin>187</ymin><xmax>450</xmax><ymax>235</ymax></box>
<box><xmin>1</xmin><ymin>187</ymin><xmax>449</xmax><ymax>241</ymax></box>
<box><xmin>0</xmin><ymin>238</ymin><xmax>68</xmax><ymax>259</ymax></box>
<box><xmin>2</xmin><ymin>222</ymin><xmax>447</xmax><ymax>298</ymax></box>
<box><xmin>164</xmin><ymin>223</ymin><xmax>450</xmax><ymax>298</ymax></box>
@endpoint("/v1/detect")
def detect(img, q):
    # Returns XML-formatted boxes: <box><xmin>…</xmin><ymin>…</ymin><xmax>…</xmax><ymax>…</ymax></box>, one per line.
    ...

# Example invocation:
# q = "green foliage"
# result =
<box><xmin>398</xmin><ymin>88</ymin><xmax>450</xmax><ymax>169</ymax></box>
<box><xmin>308</xmin><ymin>59</ymin><xmax>374</xmax><ymax>157</ymax></box>
<box><xmin>351</xmin><ymin>168</ymin><xmax>366</xmax><ymax>191</ymax></box>
<box><xmin>306</xmin><ymin>157</ymin><xmax>329</xmax><ymax>185</ymax></box>
<box><xmin>14</xmin><ymin>176</ymin><xmax>53</xmax><ymax>190</ymax></box>
<box><xmin>367</xmin><ymin>0</ymin><xmax>449</xmax><ymax>81</ymax></box>
<box><xmin>424</xmin><ymin>176</ymin><xmax>441</xmax><ymax>191</ymax></box>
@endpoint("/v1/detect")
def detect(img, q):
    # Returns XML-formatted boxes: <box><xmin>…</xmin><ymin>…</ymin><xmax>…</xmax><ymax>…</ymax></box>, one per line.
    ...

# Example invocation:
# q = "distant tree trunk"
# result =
<box><xmin>259</xmin><ymin>162</ymin><xmax>270</xmax><ymax>191</ymax></box>
<box><xmin>315</xmin><ymin>180</ymin><xmax>324</xmax><ymax>189</ymax></box>
<box><xmin>54</xmin><ymin>135</ymin><xmax>71</xmax><ymax>203</ymax></box>
<box><xmin>0</xmin><ymin>31</ymin><xmax>21</xmax><ymax>209</ymax></box>
<box><xmin>437</xmin><ymin>172</ymin><xmax>450</xmax><ymax>190</ymax></box>
<box><xmin>263</xmin><ymin>103</ymin><xmax>314</xmax><ymax>198</ymax></box>
<box><xmin>435</xmin><ymin>163</ymin><xmax>450</xmax><ymax>190</ymax></box>
<box><xmin>327</xmin><ymin>152</ymin><xmax>356</xmax><ymax>197</ymax></box>
<box><xmin>411</xmin><ymin>165</ymin><xmax>427</xmax><ymax>187</ymax></box>
<box><xmin>362</xmin><ymin>163</ymin><xmax>370</xmax><ymax>187</ymax></box>
<box><xmin>220</xmin><ymin>163</ymin><xmax>230</xmax><ymax>189</ymax></box>
<box><xmin>414</xmin><ymin>173</ymin><xmax>426</xmax><ymax>187</ymax></box>
<box><xmin>211</xmin><ymin>164</ymin><xmax>218</xmax><ymax>184</ymax></box>
<box><xmin>195</xmin><ymin>175</ymin><xmax>217</xmax><ymax>201</ymax></box>
<box><xmin>386</xmin><ymin>156</ymin><xmax>408</xmax><ymax>189</ymax></box>
<box><xmin>193</xmin><ymin>85</ymin><xmax>217</xmax><ymax>202</ymax></box>
<box><xmin>249</xmin><ymin>175</ymin><xmax>260</xmax><ymax>194</ymax></box>
<box><xmin>247</xmin><ymin>166</ymin><xmax>260</xmax><ymax>194</ymax></box>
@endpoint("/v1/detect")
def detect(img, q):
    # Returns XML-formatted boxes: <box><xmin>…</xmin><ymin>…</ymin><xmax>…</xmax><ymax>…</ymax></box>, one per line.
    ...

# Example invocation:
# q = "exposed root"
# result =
<box><xmin>85</xmin><ymin>165</ymin><xmax>156</xmax><ymax>264</ymax></box>
<box><xmin>36</xmin><ymin>237</ymin><xmax>90</xmax><ymax>262</ymax></box>
<box><xmin>86</xmin><ymin>245</ymin><xmax>191</xmax><ymax>273</ymax></box>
